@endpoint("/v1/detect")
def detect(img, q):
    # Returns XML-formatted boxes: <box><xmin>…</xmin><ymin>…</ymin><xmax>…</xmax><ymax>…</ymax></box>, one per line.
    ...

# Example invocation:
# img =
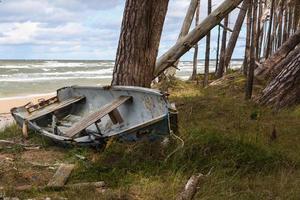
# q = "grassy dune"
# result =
<box><xmin>1</xmin><ymin>74</ymin><xmax>300</xmax><ymax>199</ymax></box>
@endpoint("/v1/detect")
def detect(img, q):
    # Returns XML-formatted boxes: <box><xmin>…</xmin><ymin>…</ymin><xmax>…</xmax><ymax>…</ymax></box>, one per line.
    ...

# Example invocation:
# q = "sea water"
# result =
<box><xmin>0</xmin><ymin>59</ymin><xmax>243</xmax><ymax>98</ymax></box>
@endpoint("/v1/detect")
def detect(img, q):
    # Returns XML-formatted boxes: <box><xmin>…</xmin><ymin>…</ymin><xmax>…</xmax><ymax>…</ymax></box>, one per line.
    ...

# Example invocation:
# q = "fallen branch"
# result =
<box><xmin>177</xmin><ymin>174</ymin><xmax>204</xmax><ymax>200</ymax></box>
<box><xmin>0</xmin><ymin>140</ymin><xmax>40</xmax><ymax>150</ymax></box>
<box><xmin>177</xmin><ymin>168</ymin><xmax>213</xmax><ymax>200</ymax></box>
<box><xmin>47</xmin><ymin>164</ymin><xmax>75</xmax><ymax>188</ymax></box>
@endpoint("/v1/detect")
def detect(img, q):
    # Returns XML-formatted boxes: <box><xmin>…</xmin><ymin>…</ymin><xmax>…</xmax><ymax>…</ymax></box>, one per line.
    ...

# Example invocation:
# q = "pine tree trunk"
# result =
<box><xmin>215</xmin><ymin>25</ymin><xmax>221</xmax><ymax>73</ymax></box>
<box><xmin>277</xmin><ymin>2</ymin><xmax>284</xmax><ymax>49</ymax></box>
<box><xmin>112</xmin><ymin>0</ymin><xmax>169</xmax><ymax>87</ymax></box>
<box><xmin>255</xmin><ymin>29</ymin><xmax>300</xmax><ymax>80</ymax></box>
<box><xmin>256</xmin><ymin>0</ymin><xmax>263</xmax><ymax>59</ymax></box>
<box><xmin>203</xmin><ymin>0</ymin><xmax>212</xmax><ymax>86</ymax></box>
<box><xmin>224</xmin><ymin>0</ymin><xmax>249</xmax><ymax>70</ymax></box>
<box><xmin>245</xmin><ymin>0</ymin><xmax>257</xmax><ymax>100</ymax></box>
<box><xmin>256</xmin><ymin>51</ymin><xmax>300</xmax><ymax>109</ymax></box>
<box><xmin>243</xmin><ymin>3</ymin><xmax>253</xmax><ymax>76</ymax></box>
<box><xmin>270</xmin><ymin>47</ymin><xmax>300</xmax><ymax>79</ymax></box>
<box><xmin>282</xmin><ymin>3</ymin><xmax>288</xmax><ymax>43</ymax></box>
<box><xmin>192</xmin><ymin>0</ymin><xmax>201</xmax><ymax>81</ymax></box>
<box><xmin>216</xmin><ymin>15</ymin><xmax>229</xmax><ymax>78</ymax></box>
<box><xmin>265</xmin><ymin>0</ymin><xmax>275</xmax><ymax>59</ymax></box>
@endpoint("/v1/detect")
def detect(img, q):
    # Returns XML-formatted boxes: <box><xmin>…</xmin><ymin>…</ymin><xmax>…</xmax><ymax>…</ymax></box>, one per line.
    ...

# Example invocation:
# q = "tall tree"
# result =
<box><xmin>203</xmin><ymin>0</ymin><xmax>212</xmax><ymax>86</ymax></box>
<box><xmin>243</xmin><ymin>2</ymin><xmax>253</xmax><ymax>76</ymax></box>
<box><xmin>192</xmin><ymin>0</ymin><xmax>201</xmax><ymax>80</ymax></box>
<box><xmin>216</xmin><ymin>15</ymin><xmax>229</xmax><ymax>78</ymax></box>
<box><xmin>265</xmin><ymin>0</ymin><xmax>275</xmax><ymax>59</ymax></box>
<box><xmin>111</xmin><ymin>0</ymin><xmax>169</xmax><ymax>87</ymax></box>
<box><xmin>245</xmin><ymin>0</ymin><xmax>257</xmax><ymax>100</ymax></box>
<box><xmin>215</xmin><ymin>25</ymin><xmax>221</xmax><ymax>73</ymax></box>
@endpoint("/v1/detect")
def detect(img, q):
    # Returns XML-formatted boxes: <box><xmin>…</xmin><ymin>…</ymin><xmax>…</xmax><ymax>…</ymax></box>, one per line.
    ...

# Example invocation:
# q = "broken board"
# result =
<box><xmin>47</xmin><ymin>164</ymin><xmax>75</xmax><ymax>188</ymax></box>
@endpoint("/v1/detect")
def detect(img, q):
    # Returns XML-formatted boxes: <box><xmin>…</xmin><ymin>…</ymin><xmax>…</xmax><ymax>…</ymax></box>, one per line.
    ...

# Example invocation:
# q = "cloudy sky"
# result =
<box><xmin>0</xmin><ymin>0</ymin><xmax>246</xmax><ymax>60</ymax></box>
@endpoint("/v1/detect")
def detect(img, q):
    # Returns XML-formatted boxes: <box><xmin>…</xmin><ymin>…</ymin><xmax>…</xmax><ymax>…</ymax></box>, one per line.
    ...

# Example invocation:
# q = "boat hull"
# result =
<box><xmin>11</xmin><ymin>86</ymin><xmax>177</xmax><ymax>146</ymax></box>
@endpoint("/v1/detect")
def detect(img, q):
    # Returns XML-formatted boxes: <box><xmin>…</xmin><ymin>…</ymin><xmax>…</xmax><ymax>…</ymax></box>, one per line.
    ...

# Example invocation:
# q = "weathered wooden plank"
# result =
<box><xmin>108</xmin><ymin>109</ymin><xmax>124</xmax><ymax>124</ymax></box>
<box><xmin>64</xmin><ymin>96</ymin><xmax>132</xmax><ymax>138</ymax></box>
<box><xmin>27</xmin><ymin>96</ymin><xmax>85</xmax><ymax>121</ymax></box>
<box><xmin>47</xmin><ymin>164</ymin><xmax>75</xmax><ymax>188</ymax></box>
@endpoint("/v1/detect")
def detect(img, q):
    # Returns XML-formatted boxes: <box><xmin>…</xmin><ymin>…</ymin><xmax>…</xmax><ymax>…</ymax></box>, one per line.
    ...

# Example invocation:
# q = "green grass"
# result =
<box><xmin>1</xmin><ymin>74</ymin><xmax>300</xmax><ymax>199</ymax></box>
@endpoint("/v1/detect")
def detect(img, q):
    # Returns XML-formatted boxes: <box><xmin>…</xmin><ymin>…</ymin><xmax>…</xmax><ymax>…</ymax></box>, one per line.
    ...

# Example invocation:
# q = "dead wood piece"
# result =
<box><xmin>47</xmin><ymin>164</ymin><xmax>75</xmax><ymax>188</ymax></box>
<box><xmin>176</xmin><ymin>174</ymin><xmax>204</xmax><ymax>200</ymax></box>
<box><xmin>154</xmin><ymin>0</ymin><xmax>244</xmax><ymax>78</ymax></box>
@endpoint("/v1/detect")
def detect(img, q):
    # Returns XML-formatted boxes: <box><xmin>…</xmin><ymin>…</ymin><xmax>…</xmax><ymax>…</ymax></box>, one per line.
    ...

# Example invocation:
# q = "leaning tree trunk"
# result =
<box><xmin>224</xmin><ymin>0</ymin><xmax>249</xmax><ymax>70</ymax></box>
<box><xmin>166</xmin><ymin>0</ymin><xmax>199</xmax><ymax>78</ymax></box>
<box><xmin>154</xmin><ymin>0</ymin><xmax>244</xmax><ymax>78</ymax></box>
<box><xmin>256</xmin><ymin>51</ymin><xmax>300</xmax><ymax>109</ymax></box>
<box><xmin>111</xmin><ymin>0</ymin><xmax>169</xmax><ymax>87</ymax></box>
<box><xmin>255</xmin><ymin>29</ymin><xmax>300</xmax><ymax>80</ymax></box>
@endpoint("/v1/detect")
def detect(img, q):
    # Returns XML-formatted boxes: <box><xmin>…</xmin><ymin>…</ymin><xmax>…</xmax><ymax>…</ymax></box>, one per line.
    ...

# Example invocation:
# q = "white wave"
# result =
<box><xmin>0</xmin><ymin>65</ymin><xmax>31</xmax><ymax>69</ymax></box>
<box><xmin>0</xmin><ymin>69</ymin><xmax>113</xmax><ymax>79</ymax></box>
<box><xmin>0</xmin><ymin>61</ymin><xmax>115</xmax><ymax>69</ymax></box>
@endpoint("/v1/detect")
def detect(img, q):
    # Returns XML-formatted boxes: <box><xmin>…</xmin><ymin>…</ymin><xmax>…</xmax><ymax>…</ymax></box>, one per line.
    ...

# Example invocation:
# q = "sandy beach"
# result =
<box><xmin>0</xmin><ymin>93</ymin><xmax>55</xmax><ymax>130</ymax></box>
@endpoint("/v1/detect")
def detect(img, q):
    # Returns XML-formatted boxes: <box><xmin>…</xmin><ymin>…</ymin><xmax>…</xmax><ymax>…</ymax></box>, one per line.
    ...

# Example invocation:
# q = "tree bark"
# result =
<box><xmin>276</xmin><ymin>1</ymin><xmax>284</xmax><ymax>49</ymax></box>
<box><xmin>243</xmin><ymin>3</ymin><xmax>253</xmax><ymax>76</ymax></box>
<box><xmin>203</xmin><ymin>0</ymin><xmax>212</xmax><ymax>86</ymax></box>
<box><xmin>167</xmin><ymin>0</ymin><xmax>199</xmax><ymax>78</ymax></box>
<box><xmin>256</xmin><ymin>0</ymin><xmax>263</xmax><ymax>59</ymax></box>
<box><xmin>270</xmin><ymin>46</ymin><xmax>300</xmax><ymax>79</ymax></box>
<box><xmin>154</xmin><ymin>0</ymin><xmax>244</xmax><ymax>78</ymax></box>
<box><xmin>265</xmin><ymin>0</ymin><xmax>275</xmax><ymax>59</ymax></box>
<box><xmin>216</xmin><ymin>15</ymin><xmax>229</xmax><ymax>78</ymax></box>
<box><xmin>282</xmin><ymin>3</ymin><xmax>288</xmax><ymax>43</ymax></box>
<box><xmin>224</xmin><ymin>0</ymin><xmax>249</xmax><ymax>70</ymax></box>
<box><xmin>256</xmin><ymin>51</ymin><xmax>300</xmax><ymax>109</ymax></box>
<box><xmin>112</xmin><ymin>0</ymin><xmax>169</xmax><ymax>87</ymax></box>
<box><xmin>215</xmin><ymin>25</ymin><xmax>221</xmax><ymax>73</ymax></box>
<box><xmin>245</xmin><ymin>0</ymin><xmax>257</xmax><ymax>100</ymax></box>
<box><xmin>255</xmin><ymin>29</ymin><xmax>300</xmax><ymax>80</ymax></box>
<box><xmin>192</xmin><ymin>0</ymin><xmax>201</xmax><ymax>80</ymax></box>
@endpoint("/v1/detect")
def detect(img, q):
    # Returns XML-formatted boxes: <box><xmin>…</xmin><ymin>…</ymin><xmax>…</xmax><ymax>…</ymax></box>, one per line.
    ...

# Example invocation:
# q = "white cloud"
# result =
<box><xmin>0</xmin><ymin>0</ymin><xmax>244</xmax><ymax>60</ymax></box>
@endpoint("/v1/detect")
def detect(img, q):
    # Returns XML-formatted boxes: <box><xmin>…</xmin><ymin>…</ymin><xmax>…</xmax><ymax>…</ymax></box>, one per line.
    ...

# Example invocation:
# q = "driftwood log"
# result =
<box><xmin>154</xmin><ymin>0</ymin><xmax>244</xmax><ymax>78</ymax></box>
<box><xmin>177</xmin><ymin>174</ymin><xmax>204</xmax><ymax>200</ymax></box>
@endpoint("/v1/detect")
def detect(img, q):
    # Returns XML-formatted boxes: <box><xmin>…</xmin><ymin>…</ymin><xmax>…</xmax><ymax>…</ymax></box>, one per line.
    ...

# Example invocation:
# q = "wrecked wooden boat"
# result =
<box><xmin>11</xmin><ymin>86</ymin><xmax>178</xmax><ymax>146</ymax></box>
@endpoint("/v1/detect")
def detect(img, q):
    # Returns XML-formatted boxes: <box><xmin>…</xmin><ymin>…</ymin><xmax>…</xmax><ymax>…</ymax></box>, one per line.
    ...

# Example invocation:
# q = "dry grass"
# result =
<box><xmin>1</xmin><ymin>74</ymin><xmax>300</xmax><ymax>199</ymax></box>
